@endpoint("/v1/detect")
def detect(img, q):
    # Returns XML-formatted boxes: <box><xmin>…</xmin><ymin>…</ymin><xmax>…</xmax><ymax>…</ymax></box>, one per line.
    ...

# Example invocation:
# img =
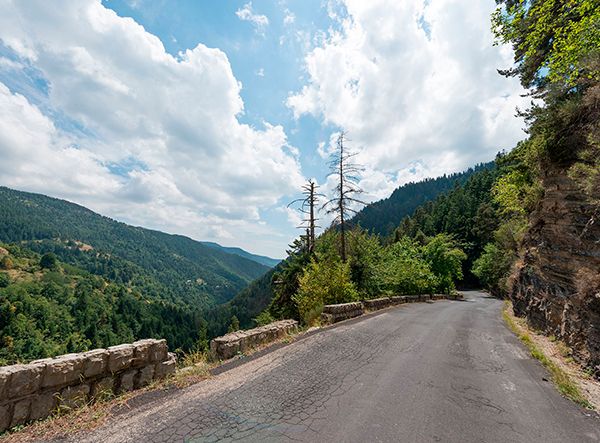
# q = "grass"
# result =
<box><xmin>502</xmin><ymin>301</ymin><xmax>593</xmax><ymax>410</ymax></box>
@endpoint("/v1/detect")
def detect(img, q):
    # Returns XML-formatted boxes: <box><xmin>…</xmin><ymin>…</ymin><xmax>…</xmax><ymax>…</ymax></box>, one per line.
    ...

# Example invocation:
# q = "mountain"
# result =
<box><xmin>0</xmin><ymin>186</ymin><xmax>270</xmax><ymax>309</ymax></box>
<box><xmin>202</xmin><ymin>242</ymin><xmax>280</xmax><ymax>268</ymax></box>
<box><xmin>349</xmin><ymin>162</ymin><xmax>495</xmax><ymax>237</ymax></box>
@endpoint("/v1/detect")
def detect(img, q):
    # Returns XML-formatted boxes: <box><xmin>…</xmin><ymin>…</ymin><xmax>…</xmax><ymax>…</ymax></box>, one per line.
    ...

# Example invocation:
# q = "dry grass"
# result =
<box><xmin>503</xmin><ymin>301</ymin><xmax>598</xmax><ymax>410</ymax></box>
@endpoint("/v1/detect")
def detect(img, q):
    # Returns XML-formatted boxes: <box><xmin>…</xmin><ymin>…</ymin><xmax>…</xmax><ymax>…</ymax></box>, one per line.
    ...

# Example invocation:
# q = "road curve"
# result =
<box><xmin>67</xmin><ymin>291</ymin><xmax>599</xmax><ymax>442</ymax></box>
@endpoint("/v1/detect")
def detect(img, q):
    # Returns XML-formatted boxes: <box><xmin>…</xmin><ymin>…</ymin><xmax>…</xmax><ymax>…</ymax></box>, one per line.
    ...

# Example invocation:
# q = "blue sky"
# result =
<box><xmin>0</xmin><ymin>0</ymin><xmax>528</xmax><ymax>257</ymax></box>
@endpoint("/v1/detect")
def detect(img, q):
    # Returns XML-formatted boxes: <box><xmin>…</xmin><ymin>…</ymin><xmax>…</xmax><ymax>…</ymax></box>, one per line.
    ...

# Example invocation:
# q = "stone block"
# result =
<box><xmin>108</xmin><ymin>344</ymin><xmax>134</xmax><ymax>373</ymax></box>
<box><xmin>82</xmin><ymin>349</ymin><xmax>108</xmax><ymax>378</ymax></box>
<box><xmin>60</xmin><ymin>384</ymin><xmax>90</xmax><ymax>410</ymax></box>
<box><xmin>91</xmin><ymin>377</ymin><xmax>115</xmax><ymax>401</ymax></box>
<box><xmin>119</xmin><ymin>370</ymin><xmax>137</xmax><ymax>393</ymax></box>
<box><xmin>6</xmin><ymin>363</ymin><xmax>45</xmax><ymax>398</ymax></box>
<box><xmin>30</xmin><ymin>392</ymin><xmax>57</xmax><ymax>421</ymax></box>
<box><xmin>149</xmin><ymin>340</ymin><xmax>168</xmax><ymax>363</ymax></box>
<box><xmin>135</xmin><ymin>365</ymin><xmax>154</xmax><ymax>389</ymax></box>
<box><xmin>0</xmin><ymin>404</ymin><xmax>10</xmax><ymax>433</ymax></box>
<box><xmin>42</xmin><ymin>354</ymin><xmax>85</xmax><ymax>388</ymax></box>
<box><xmin>154</xmin><ymin>353</ymin><xmax>176</xmax><ymax>379</ymax></box>
<box><xmin>0</xmin><ymin>367</ymin><xmax>10</xmax><ymax>399</ymax></box>
<box><xmin>132</xmin><ymin>339</ymin><xmax>154</xmax><ymax>366</ymax></box>
<box><xmin>10</xmin><ymin>398</ymin><xmax>30</xmax><ymax>428</ymax></box>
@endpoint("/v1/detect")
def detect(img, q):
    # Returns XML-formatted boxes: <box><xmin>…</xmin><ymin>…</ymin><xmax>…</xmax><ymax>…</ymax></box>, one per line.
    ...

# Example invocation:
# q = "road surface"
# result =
<box><xmin>67</xmin><ymin>291</ymin><xmax>599</xmax><ymax>442</ymax></box>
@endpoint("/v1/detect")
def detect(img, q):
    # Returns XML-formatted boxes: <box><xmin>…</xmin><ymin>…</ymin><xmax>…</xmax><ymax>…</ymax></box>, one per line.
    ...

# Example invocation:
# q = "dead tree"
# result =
<box><xmin>322</xmin><ymin>132</ymin><xmax>366</xmax><ymax>262</ymax></box>
<box><xmin>288</xmin><ymin>179</ymin><xmax>323</xmax><ymax>253</ymax></box>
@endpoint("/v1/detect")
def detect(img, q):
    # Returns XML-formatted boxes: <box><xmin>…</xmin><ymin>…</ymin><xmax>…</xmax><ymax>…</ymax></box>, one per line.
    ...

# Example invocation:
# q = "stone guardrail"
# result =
<box><xmin>0</xmin><ymin>339</ymin><xmax>176</xmax><ymax>433</ymax></box>
<box><xmin>322</xmin><ymin>294</ymin><xmax>457</xmax><ymax>325</ymax></box>
<box><xmin>210</xmin><ymin>320</ymin><xmax>299</xmax><ymax>360</ymax></box>
<box><xmin>321</xmin><ymin>302</ymin><xmax>364</xmax><ymax>324</ymax></box>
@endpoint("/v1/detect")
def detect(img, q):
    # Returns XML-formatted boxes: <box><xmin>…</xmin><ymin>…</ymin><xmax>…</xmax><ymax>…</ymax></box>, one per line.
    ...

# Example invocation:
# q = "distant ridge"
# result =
<box><xmin>202</xmin><ymin>242</ymin><xmax>280</xmax><ymax>268</ymax></box>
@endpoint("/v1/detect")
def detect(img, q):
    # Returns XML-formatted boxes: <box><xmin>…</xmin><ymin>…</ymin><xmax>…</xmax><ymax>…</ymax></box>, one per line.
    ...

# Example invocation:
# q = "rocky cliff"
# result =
<box><xmin>511</xmin><ymin>163</ymin><xmax>600</xmax><ymax>377</ymax></box>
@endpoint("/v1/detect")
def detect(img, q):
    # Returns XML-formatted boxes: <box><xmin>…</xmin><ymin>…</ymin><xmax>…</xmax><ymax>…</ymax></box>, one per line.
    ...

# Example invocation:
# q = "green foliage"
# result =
<box><xmin>227</xmin><ymin>315</ymin><xmax>240</xmax><ymax>333</ymax></box>
<box><xmin>268</xmin><ymin>239</ymin><xmax>311</xmax><ymax>321</ymax></box>
<box><xmin>422</xmin><ymin>234</ymin><xmax>467</xmax><ymax>293</ymax></box>
<box><xmin>569</xmin><ymin>126</ymin><xmax>600</xmax><ymax>218</ymax></box>
<box><xmin>492</xmin><ymin>0</ymin><xmax>600</xmax><ymax>88</ymax></box>
<box><xmin>0</xmin><ymin>273</ymin><xmax>9</xmax><ymax>288</ymax></box>
<box><xmin>394</xmin><ymin>167</ymin><xmax>500</xmax><ymax>285</ymax></box>
<box><xmin>377</xmin><ymin>238</ymin><xmax>436</xmax><ymax>295</ymax></box>
<box><xmin>39</xmin><ymin>252</ymin><xmax>58</xmax><ymax>270</ymax></box>
<box><xmin>0</xmin><ymin>243</ymin><xmax>201</xmax><ymax>365</ymax></box>
<box><xmin>293</xmin><ymin>258</ymin><xmax>358</xmax><ymax>325</ymax></box>
<box><xmin>472</xmin><ymin>243</ymin><xmax>513</xmax><ymax>295</ymax></box>
<box><xmin>253</xmin><ymin>310</ymin><xmax>275</xmax><ymax>327</ymax></box>
<box><xmin>347</xmin><ymin>229</ymin><xmax>382</xmax><ymax>298</ymax></box>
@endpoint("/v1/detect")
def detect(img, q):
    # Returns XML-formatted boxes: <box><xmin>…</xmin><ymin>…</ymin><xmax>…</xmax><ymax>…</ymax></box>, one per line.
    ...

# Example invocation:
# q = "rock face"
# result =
<box><xmin>0</xmin><ymin>339</ymin><xmax>177</xmax><ymax>432</ymax></box>
<box><xmin>511</xmin><ymin>166</ymin><xmax>600</xmax><ymax>377</ymax></box>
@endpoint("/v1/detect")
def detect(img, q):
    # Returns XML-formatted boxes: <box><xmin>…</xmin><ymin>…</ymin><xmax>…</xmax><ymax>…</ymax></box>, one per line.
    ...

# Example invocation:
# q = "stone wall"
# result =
<box><xmin>0</xmin><ymin>339</ymin><xmax>176</xmax><ymax>432</ymax></box>
<box><xmin>321</xmin><ymin>302</ymin><xmax>364</xmax><ymax>324</ymax></box>
<box><xmin>322</xmin><ymin>294</ymin><xmax>454</xmax><ymax>324</ymax></box>
<box><xmin>210</xmin><ymin>320</ymin><xmax>298</xmax><ymax>361</ymax></box>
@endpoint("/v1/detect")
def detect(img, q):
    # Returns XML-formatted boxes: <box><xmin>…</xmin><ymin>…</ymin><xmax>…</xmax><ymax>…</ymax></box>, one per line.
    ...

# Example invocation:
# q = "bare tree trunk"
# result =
<box><xmin>309</xmin><ymin>181</ymin><xmax>316</xmax><ymax>253</ymax></box>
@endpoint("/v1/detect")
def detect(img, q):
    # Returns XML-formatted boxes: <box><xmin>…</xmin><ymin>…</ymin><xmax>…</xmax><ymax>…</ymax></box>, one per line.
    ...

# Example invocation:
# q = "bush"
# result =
<box><xmin>0</xmin><ymin>273</ymin><xmax>9</xmax><ymax>288</ymax></box>
<box><xmin>254</xmin><ymin>310</ymin><xmax>275</xmax><ymax>326</ymax></box>
<box><xmin>422</xmin><ymin>234</ymin><xmax>467</xmax><ymax>293</ymax></box>
<box><xmin>472</xmin><ymin>243</ymin><xmax>512</xmax><ymax>296</ymax></box>
<box><xmin>377</xmin><ymin>238</ymin><xmax>436</xmax><ymax>295</ymax></box>
<box><xmin>293</xmin><ymin>258</ymin><xmax>358</xmax><ymax>325</ymax></box>
<box><xmin>0</xmin><ymin>256</ymin><xmax>13</xmax><ymax>270</ymax></box>
<box><xmin>40</xmin><ymin>252</ymin><xmax>58</xmax><ymax>270</ymax></box>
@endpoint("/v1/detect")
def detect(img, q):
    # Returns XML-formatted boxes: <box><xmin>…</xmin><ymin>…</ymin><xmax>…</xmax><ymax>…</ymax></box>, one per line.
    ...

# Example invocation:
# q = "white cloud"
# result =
<box><xmin>0</xmin><ymin>0</ymin><xmax>303</xmax><ymax>257</ymax></box>
<box><xmin>256</xmin><ymin>67</ymin><xmax>265</xmax><ymax>77</ymax></box>
<box><xmin>236</xmin><ymin>2</ymin><xmax>269</xmax><ymax>35</ymax></box>
<box><xmin>283</xmin><ymin>10</ymin><xmax>295</xmax><ymax>25</ymax></box>
<box><xmin>288</xmin><ymin>0</ymin><xmax>529</xmax><ymax>202</ymax></box>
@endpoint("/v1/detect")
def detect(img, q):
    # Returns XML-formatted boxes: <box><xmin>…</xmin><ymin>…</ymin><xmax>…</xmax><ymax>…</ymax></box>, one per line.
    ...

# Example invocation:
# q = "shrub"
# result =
<box><xmin>254</xmin><ymin>310</ymin><xmax>275</xmax><ymax>326</ymax></box>
<box><xmin>40</xmin><ymin>252</ymin><xmax>58</xmax><ymax>270</ymax></box>
<box><xmin>293</xmin><ymin>258</ymin><xmax>358</xmax><ymax>325</ymax></box>
<box><xmin>422</xmin><ymin>234</ymin><xmax>467</xmax><ymax>293</ymax></box>
<box><xmin>472</xmin><ymin>243</ymin><xmax>512</xmax><ymax>296</ymax></box>
<box><xmin>0</xmin><ymin>256</ymin><xmax>13</xmax><ymax>270</ymax></box>
<box><xmin>0</xmin><ymin>273</ymin><xmax>9</xmax><ymax>288</ymax></box>
<box><xmin>377</xmin><ymin>238</ymin><xmax>436</xmax><ymax>295</ymax></box>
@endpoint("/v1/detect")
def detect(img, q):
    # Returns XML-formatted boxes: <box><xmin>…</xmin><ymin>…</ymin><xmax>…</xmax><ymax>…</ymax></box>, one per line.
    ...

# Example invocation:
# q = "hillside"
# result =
<box><xmin>349</xmin><ymin>162</ymin><xmax>494</xmax><ymax>236</ymax></box>
<box><xmin>0</xmin><ymin>244</ymin><xmax>201</xmax><ymax>365</ymax></box>
<box><xmin>0</xmin><ymin>186</ymin><xmax>270</xmax><ymax>308</ymax></box>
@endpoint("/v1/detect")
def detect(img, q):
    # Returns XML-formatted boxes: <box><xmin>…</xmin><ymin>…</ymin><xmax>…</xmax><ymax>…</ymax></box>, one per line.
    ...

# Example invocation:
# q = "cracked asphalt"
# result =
<box><xmin>64</xmin><ymin>291</ymin><xmax>599</xmax><ymax>442</ymax></box>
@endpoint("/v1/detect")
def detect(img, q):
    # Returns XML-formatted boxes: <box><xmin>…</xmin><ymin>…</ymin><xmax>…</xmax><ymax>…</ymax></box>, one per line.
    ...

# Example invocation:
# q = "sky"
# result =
<box><xmin>0</xmin><ymin>0</ymin><xmax>529</xmax><ymax>258</ymax></box>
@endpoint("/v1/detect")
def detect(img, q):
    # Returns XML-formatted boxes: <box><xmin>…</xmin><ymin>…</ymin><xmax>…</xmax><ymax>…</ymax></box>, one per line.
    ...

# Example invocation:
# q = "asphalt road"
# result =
<box><xmin>68</xmin><ymin>291</ymin><xmax>599</xmax><ymax>442</ymax></box>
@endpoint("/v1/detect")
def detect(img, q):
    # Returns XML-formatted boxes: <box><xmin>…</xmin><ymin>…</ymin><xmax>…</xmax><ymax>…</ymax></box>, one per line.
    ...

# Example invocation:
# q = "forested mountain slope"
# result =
<box><xmin>0</xmin><ymin>186</ymin><xmax>269</xmax><ymax>308</ymax></box>
<box><xmin>349</xmin><ymin>162</ymin><xmax>494</xmax><ymax>236</ymax></box>
<box><xmin>0</xmin><ymin>244</ymin><xmax>201</xmax><ymax>365</ymax></box>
